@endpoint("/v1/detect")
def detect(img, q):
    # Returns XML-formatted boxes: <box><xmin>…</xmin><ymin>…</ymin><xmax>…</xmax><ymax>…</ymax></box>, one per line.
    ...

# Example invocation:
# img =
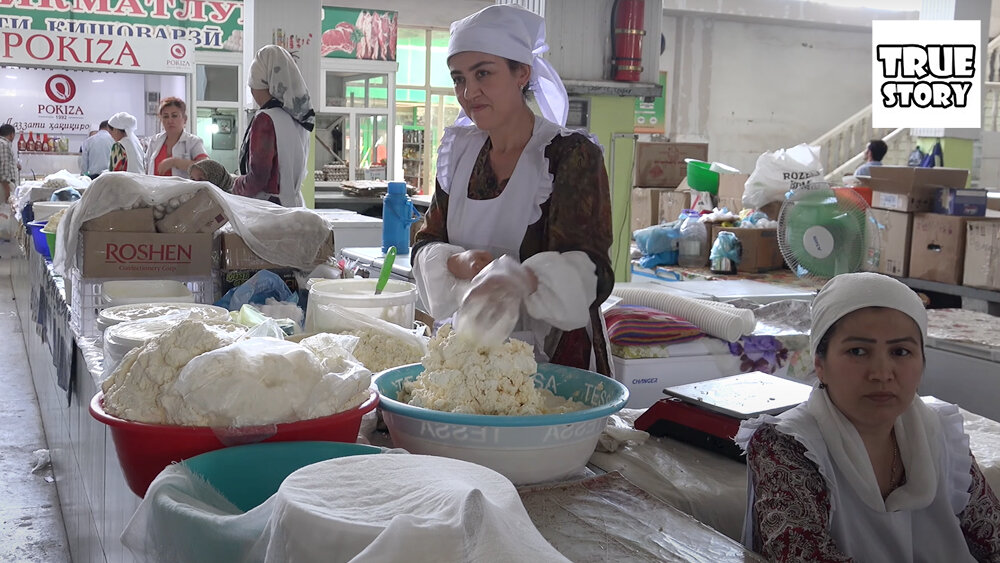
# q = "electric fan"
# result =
<box><xmin>776</xmin><ymin>182</ymin><xmax>881</xmax><ymax>279</ymax></box>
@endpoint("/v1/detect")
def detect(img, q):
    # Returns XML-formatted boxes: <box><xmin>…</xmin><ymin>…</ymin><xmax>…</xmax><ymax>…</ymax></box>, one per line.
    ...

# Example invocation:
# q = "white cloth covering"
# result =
<box><xmin>52</xmin><ymin>172</ymin><xmax>332</xmax><ymax>276</ymax></box>
<box><xmin>247</xmin><ymin>45</ymin><xmax>315</xmax><ymax>131</ymax></box>
<box><xmin>736</xmin><ymin>393</ymin><xmax>974</xmax><ymax>562</ymax></box>
<box><xmin>447</xmin><ymin>5</ymin><xmax>569</xmax><ymax>126</ymax></box>
<box><xmin>412</xmin><ymin>116</ymin><xmax>598</xmax><ymax>363</ymax></box>
<box><xmin>122</xmin><ymin>454</ymin><xmax>570</xmax><ymax>563</ymax></box>
<box><xmin>108</xmin><ymin>111</ymin><xmax>147</xmax><ymax>174</ymax></box>
<box><xmin>144</xmin><ymin>130</ymin><xmax>208</xmax><ymax>178</ymax></box>
<box><xmin>810</xmin><ymin>272</ymin><xmax>928</xmax><ymax>359</ymax></box>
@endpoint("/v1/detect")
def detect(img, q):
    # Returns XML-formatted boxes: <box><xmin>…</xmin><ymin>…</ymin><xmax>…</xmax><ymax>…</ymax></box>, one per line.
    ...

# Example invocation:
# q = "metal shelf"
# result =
<box><xmin>896</xmin><ymin>277</ymin><xmax>1000</xmax><ymax>304</ymax></box>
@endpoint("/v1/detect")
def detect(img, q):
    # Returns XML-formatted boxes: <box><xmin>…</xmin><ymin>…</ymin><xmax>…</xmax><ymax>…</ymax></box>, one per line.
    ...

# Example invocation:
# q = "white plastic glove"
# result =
<box><xmin>454</xmin><ymin>255</ymin><xmax>536</xmax><ymax>347</ymax></box>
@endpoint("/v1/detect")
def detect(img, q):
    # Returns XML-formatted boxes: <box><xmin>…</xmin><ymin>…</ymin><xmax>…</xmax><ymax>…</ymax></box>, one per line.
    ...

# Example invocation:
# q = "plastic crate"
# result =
<box><xmin>69</xmin><ymin>268</ymin><xmax>219</xmax><ymax>338</ymax></box>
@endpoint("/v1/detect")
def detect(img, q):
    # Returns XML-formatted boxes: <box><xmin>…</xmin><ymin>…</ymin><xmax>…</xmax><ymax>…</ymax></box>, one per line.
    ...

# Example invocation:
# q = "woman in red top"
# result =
<box><xmin>144</xmin><ymin>97</ymin><xmax>208</xmax><ymax>178</ymax></box>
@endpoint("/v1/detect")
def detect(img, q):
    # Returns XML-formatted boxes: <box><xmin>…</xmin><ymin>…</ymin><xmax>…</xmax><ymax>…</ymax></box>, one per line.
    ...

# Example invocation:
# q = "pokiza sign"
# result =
<box><xmin>0</xmin><ymin>0</ymin><xmax>243</xmax><ymax>51</ymax></box>
<box><xmin>1</xmin><ymin>28</ymin><xmax>195</xmax><ymax>73</ymax></box>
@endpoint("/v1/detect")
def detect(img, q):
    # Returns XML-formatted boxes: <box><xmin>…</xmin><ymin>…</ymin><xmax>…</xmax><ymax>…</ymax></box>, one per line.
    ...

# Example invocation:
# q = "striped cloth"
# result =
<box><xmin>604</xmin><ymin>305</ymin><xmax>704</xmax><ymax>347</ymax></box>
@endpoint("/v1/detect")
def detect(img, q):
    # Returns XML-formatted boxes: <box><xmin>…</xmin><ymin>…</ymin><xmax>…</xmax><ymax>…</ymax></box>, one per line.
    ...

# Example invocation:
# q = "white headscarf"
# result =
<box><xmin>108</xmin><ymin>111</ymin><xmax>137</xmax><ymax>135</ymax></box>
<box><xmin>447</xmin><ymin>5</ymin><xmax>568</xmax><ymax>127</ymax></box>
<box><xmin>247</xmin><ymin>45</ymin><xmax>315</xmax><ymax>131</ymax></box>
<box><xmin>107</xmin><ymin>111</ymin><xmax>146</xmax><ymax>173</ymax></box>
<box><xmin>810</xmin><ymin>272</ymin><xmax>928</xmax><ymax>360</ymax></box>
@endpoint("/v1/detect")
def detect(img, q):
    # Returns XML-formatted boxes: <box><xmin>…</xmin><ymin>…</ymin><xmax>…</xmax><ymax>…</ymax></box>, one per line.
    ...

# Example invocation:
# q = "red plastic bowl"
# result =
<box><xmin>89</xmin><ymin>389</ymin><xmax>379</xmax><ymax>497</ymax></box>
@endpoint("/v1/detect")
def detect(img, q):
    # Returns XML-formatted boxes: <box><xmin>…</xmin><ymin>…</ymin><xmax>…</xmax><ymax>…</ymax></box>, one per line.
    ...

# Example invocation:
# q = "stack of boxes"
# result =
<box><xmin>629</xmin><ymin>142</ymin><xmax>706</xmax><ymax>231</ymax></box>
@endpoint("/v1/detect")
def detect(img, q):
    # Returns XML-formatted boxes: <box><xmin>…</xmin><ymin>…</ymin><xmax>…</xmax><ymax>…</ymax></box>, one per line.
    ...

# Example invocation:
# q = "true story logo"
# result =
<box><xmin>872</xmin><ymin>20</ymin><xmax>981</xmax><ymax>128</ymax></box>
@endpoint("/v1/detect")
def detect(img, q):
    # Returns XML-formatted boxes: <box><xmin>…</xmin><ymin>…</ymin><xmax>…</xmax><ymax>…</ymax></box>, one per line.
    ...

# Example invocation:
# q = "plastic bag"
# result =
<box><xmin>454</xmin><ymin>254</ymin><xmax>534</xmax><ymax>347</ymax></box>
<box><xmin>907</xmin><ymin>146</ymin><xmax>926</xmax><ymax>167</ymax></box>
<box><xmin>306</xmin><ymin>300</ymin><xmax>428</xmax><ymax>355</ymax></box>
<box><xmin>216</xmin><ymin>269</ymin><xmax>297</xmax><ymax>311</ymax></box>
<box><xmin>633</xmin><ymin>221</ymin><xmax>681</xmax><ymax>255</ymax></box>
<box><xmin>743</xmin><ymin>144</ymin><xmax>824</xmax><ymax>209</ymax></box>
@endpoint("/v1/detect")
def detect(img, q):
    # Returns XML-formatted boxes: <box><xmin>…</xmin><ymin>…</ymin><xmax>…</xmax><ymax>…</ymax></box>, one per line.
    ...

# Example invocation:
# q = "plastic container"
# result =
<box><xmin>102</xmin><ymin>317</ymin><xmax>188</xmax><ymax>376</ymax></box>
<box><xmin>31</xmin><ymin>201</ymin><xmax>73</xmax><ymax>221</ymax></box>
<box><xmin>97</xmin><ymin>302</ymin><xmax>230</xmax><ymax>335</ymax></box>
<box><xmin>685</xmin><ymin>159</ymin><xmax>720</xmax><ymax>194</ymax></box>
<box><xmin>306</xmin><ymin>278</ymin><xmax>417</xmax><ymax>330</ymax></box>
<box><xmin>374</xmin><ymin>363</ymin><xmax>629</xmax><ymax>485</ymax></box>
<box><xmin>27</xmin><ymin>221</ymin><xmax>51</xmax><ymax>259</ymax></box>
<box><xmin>89</xmin><ymin>389</ymin><xmax>379</xmax><ymax>497</ymax></box>
<box><xmin>677</xmin><ymin>210</ymin><xmax>708</xmax><ymax>268</ymax></box>
<box><xmin>101</xmin><ymin>279</ymin><xmax>194</xmax><ymax>307</ymax></box>
<box><xmin>381</xmin><ymin>181</ymin><xmax>420</xmax><ymax>255</ymax></box>
<box><xmin>183</xmin><ymin>442</ymin><xmax>381</xmax><ymax>512</ymax></box>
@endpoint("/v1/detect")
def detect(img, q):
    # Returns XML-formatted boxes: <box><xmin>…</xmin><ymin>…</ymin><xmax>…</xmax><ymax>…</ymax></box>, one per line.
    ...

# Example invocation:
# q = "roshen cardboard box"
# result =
<box><xmin>871</xmin><ymin>209</ymin><xmax>913</xmax><ymax>277</ymax></box>
<box><xmin>963</xmin><ymin>221</ymin><xmax>1000</xmax><ymax>291</ymax></box>
<box><xmin>711</xmin><ymin>226</ymin><xmax>785</xmax><ymax>273</ymax></box>
<box><xmin>716</xmin><ymin>173</ymin><xmax>749</xmax><ymax>212</ymax></box>
<box><xmin>633</xmin><ymin>142</ymin><xmax>709</xmax><ymax>188</ymax></box>
<box><xmin>221</xmin><ymin>232</ymin><xmax>284</xmax><ymax>270</ymax></box>
<box><xmin>81</xmin><ymin>231</ymin><xmax>213</xmax><ymax>278</ymax></box>
<box><xmin>868</xmin><ymin>166</ymin><xmax>969</xmax><ymax>213</ymax></box>
<box><xmin>81</xmin><ymin>208</ymin><xmax>156</xmax><ymax>232</ymax></box>
<box><xmin>908</xmin><ymin>213</ymin><xmax>971</xmax><ymax>285</ymax></box>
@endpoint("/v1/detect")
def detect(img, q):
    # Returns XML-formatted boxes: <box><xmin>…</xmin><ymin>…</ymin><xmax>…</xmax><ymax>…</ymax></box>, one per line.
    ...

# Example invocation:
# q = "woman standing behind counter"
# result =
<box><xmin>145</xmin><ymin>97</ymin><xmax>208</xmax><ymax>178</ymax></box>
<box><xmin>107</xmin><ymin>112</ymin><xmax>146</xmax><ymax>173</ymax></box>
<box><xmin>411</xmin><ymin>5</ymin><xmax>614</xmax><ymax>375</ymax></box>
<box><xmin>232</xmin><ymin>45</ymin><xmax>314</xmax><ymax>207</ymax></box>
<box><xmin>737</xmin><ymin>272</ymin><xmax>1000</xmax><ymax>562</ymax></box>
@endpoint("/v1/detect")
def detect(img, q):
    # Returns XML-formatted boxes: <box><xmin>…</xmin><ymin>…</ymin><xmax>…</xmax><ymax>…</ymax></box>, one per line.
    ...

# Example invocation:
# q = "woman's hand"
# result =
<box><xmin>447</xmin><ymin>250</ymin><xmax>494</xmax><ymax>280</ymax></box>
<box><xmin>157</xmin><ymin>158</ymin><xmax>178</xmax><ymax>174</ymax></box>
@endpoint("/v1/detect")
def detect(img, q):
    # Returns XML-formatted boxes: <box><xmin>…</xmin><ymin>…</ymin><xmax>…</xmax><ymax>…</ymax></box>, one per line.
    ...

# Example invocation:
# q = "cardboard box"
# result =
<box><xmin>716</xmin><ymin>173</ymin><xmax>749</xmax><ymax>212</ymax></box>
<box><xmin>871</xmin><ymin>209</ymin><xmax>912</xmax><ymax>277</ymax></box>
<box><xmin>963</xmin><ymin>221</ymin><xmax>1000</xmax><ymax>290</ymax></box>
<box><xmin>933</xmin><ymin>188</ymin><xmax>988</xmax><ymax>216</ymax></box>
<box><xmin>81</xmin><ymin>208</ymin><xmax>156</xmax><ymax>232</ymax></box>
<box><xmin>658</xmin><ymin>189</ymin><xmax>691</xmax><ymax>224</ymax></box>
<box><xmin>81</xmin><ymin>231</ymin><xmax>213</xmax><ymax>278</ymax></box>
<box><xmin>156</xmin><ymin>190</ymin><xmax>229</xmax><ymax>233</ymax></box>
<box><xmin>631</xmin><ymin>187</ymin><xmax>674</xmax><ymax>232</ymax></box>
<box><xmin>712</xmin><ymin>226</ymin><xmax>785</xmax><ymax>273</ymax></box>
<box><xmin>633</xmin><ymin>142</ymin><xmax>709</xmax><ymax>188</ymax></box>
<box><xmin>908</xmin><ymin>213</ymin><xmax>971</xmax><ymax>285</ymax></box>
<box><xmin>221</xmin><ymin>232</ymin><xmax>284</xmax><ymax>270</ymax></box>
<box><xmin>868</xmin><ymin>166</ymin><xmax>969</xmax><ymax>213</ymax></box>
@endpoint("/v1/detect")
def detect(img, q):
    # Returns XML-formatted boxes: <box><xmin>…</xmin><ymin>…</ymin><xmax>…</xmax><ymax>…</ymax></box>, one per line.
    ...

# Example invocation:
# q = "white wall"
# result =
<box><xmin>663</xmin><ymin>14</ymin><xmax>873</xmax><ymax>174</ymax></box>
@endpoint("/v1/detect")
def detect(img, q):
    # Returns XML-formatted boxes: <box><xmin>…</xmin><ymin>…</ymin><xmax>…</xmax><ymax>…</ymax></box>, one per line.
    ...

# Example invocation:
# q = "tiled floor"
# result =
<box><xmin>0</xmin><ymin>241</ymin><xmax>71</xmax><ymax>562</ymax></box>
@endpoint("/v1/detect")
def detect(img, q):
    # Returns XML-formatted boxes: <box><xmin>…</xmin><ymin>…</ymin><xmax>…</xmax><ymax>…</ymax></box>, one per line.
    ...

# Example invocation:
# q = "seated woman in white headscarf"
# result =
<box><xmin>232</xmin><ymin>44</ymin><xmax>314</xmax><ymax>207</ymax></box>
<box><xmin>736</xmin><ymin>272</ymin><xmax>1000</xmax><ymax>562</ymax></box>
<box><xmin>411</xmin><ymin>5</ymin><xmax>613</xmax><ymax>375</ymax></box>
<box><xmin>108</xmin><ymin>112</ymin><xmax>147</xmax><ymax>173</ymax></box>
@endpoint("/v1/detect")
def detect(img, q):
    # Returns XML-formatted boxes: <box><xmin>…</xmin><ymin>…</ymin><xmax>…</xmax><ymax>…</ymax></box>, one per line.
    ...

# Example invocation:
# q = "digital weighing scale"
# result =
<box><xmin>634</xmin><ymin>372</ymin><xmax>812</xmax><ymax>460</ymax></box>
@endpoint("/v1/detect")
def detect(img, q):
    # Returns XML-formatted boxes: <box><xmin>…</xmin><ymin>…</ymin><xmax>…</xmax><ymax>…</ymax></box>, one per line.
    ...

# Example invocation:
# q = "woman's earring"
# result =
<box><xmin>818</xmin><ymin>382</ymin><xmax>827</xmax><ymax>389</ymax></box>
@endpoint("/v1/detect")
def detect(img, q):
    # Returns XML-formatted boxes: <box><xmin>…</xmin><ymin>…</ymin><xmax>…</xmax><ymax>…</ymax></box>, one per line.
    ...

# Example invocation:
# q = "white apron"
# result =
<box><xmin>258</xmin><ymin>107</ymin><xmax>308</xmax><ymax>207</ymax></box>
<box><xmin>737</xmin><ymin>397</ymin><xmax>974</xmax><ymax>563</ymax></box>
<box><xmin>439</xmin><ymin>116</ymin><xmax>583</xmax><ymax>364</ymax></box>
<box><xmin>118</xmin><ymin>135</ymin><xmax>146</xmax><ymax>174</ymax></box>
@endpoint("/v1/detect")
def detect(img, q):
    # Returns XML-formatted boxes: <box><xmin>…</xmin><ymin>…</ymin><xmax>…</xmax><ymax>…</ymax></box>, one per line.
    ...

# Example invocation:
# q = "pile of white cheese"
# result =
<box><xmin>400</xmin><ymin>325</ymin><xmax>584</xmax><ymax>416</ymax></box>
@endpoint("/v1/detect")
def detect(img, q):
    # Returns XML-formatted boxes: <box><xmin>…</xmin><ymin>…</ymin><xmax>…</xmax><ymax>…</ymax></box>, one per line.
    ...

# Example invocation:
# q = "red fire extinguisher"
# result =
<box><xmin>611</xmin><ymin>0</ymin><xmax>645</xmax><ymax>82</ymax></box>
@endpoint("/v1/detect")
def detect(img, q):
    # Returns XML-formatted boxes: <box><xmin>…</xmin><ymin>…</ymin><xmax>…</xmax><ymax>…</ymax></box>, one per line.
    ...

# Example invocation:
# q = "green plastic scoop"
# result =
<box><xmin>375</xmin><ymin>246</ymin><xmax>397</xmax><ymax>295</ymax></box>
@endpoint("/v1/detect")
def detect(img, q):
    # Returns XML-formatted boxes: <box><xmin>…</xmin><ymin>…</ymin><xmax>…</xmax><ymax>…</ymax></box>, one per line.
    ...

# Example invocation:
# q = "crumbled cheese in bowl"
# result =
<box><xmin>400</xmin><ymin>325</ymin><xmax>585</xmax><ymax>416</ymax></box>
<box><xmin>342</xmin><ymin>327</ymin><xmax>424</xmax><ymax>373</ymax></box>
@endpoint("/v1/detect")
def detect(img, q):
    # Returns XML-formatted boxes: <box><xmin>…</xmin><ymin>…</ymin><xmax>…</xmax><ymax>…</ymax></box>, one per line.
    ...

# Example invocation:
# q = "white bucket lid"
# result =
<box><xmin>310</xmin><ymin>278</ymin><xmax>417</xmax><ymax>307</ymax></box>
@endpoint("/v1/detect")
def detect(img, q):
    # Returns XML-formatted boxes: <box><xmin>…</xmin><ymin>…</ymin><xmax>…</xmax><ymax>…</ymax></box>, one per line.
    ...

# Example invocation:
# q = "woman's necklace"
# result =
<box><xmin>888</xmin><ymin>432</ymin><xmax>902</xmax><ymax>492</ymax></box>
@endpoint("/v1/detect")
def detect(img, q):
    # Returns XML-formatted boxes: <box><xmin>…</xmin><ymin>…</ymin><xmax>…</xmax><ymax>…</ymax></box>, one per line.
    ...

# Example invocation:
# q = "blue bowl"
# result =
<box><xmin>182</xmin><ymin>441</ymin><xmax>381</xmax><ymax>512</ymax></box>
<box><xmin>27</xmin><ymin>220</ymin><xmax>51</xmax><ymax>259</ymax></box>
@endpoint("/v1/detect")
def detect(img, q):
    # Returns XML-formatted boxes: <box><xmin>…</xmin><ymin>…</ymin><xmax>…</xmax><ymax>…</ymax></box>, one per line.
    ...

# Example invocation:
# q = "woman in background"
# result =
<box><xmin>144</xmin><ymin>97</ymin><xmax>208</xmax><ymax>178</ymax></box>
<box><xmin>232</xmin><ymin>45</ymin><xmax>314</xmax><ymax>207</ymax></box>
<box><xmin>108</xmin><ymin>112</ymin><xmax>146</xmax><ymax>173</ymax></box>
<box><xmin>737</xmin><ymin>272</ymin><xmax>1000</xmax><ymax>562</ymax></box>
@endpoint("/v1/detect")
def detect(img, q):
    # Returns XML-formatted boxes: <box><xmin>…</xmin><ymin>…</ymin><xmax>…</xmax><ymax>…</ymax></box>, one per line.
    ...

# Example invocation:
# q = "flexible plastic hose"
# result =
<box><xmin>611</xmin><ymin>287</ymin><xmax>756</xmax><ymax>342</ymax></box>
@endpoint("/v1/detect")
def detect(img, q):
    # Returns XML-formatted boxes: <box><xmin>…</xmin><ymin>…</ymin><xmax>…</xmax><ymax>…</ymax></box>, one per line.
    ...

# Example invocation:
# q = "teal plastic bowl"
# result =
<box><xmin>182</xmin><ymin>441</ymin><xmax>381</xmax><ymax>512</ymax></box>
<box><xmin>686</xmin><ymin>159</ymin><xmax>719</xmax><ymax>194</ymax></box>
<box><xmin>373</xmin><ymin>363</ymin><xmax>628</xmax><ymax>484</ymax></box>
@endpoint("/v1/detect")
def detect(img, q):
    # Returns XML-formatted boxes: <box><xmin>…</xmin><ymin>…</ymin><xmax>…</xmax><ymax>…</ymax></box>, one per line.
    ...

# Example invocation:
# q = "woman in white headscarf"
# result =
<box><xmin>107</xmin><ymin>111</ymin><xmax>146</xmax><ymax>173</ymax></box>
<box><xmin>232</xmin><ymin>44</ymin><xmax>314</xmax><ymax>207</ymax></box>
<box><xmin>411</xmin><ymin>5</ymin><xmax>613</xmax><ymax>375</ymax></box>
<box><xmin>736</xmin><ymin>272</ymin><xmax>1000</xmax><ymax>562</ymax></box>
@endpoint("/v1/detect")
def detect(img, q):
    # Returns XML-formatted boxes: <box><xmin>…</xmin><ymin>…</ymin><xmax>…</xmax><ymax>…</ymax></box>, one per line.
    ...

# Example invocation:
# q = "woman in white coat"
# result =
<box><xmin>231</xmin><ymin>45</ymin><xmax>314</xmax><ymax>207</ymax></box>
<box><xmin>144</xmin><ymin>97</ymin><xmax>208</xmax><ymax>178</ymax></box>
<box><xmin>411</xmin><ymin>5</ymin><xmax>614</xmax><ymax>375</ymax></box>
<box><xmin>107</xmin><ymin>112</ymin><xmax>146</xmax><ymax>174</ymax></box>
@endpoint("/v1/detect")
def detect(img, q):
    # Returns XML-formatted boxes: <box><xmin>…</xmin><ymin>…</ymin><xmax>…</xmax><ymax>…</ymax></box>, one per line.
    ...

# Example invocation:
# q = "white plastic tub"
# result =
<box><xmin>101</xmin><ymin>280</ymin><xmax>194</xmax><ymax>307</ymax></box>
<box><xmin>306</xmin><ymin>278</ymin><xmax>417</xmax><ymax>330</ymax></box>
<box><xmin>97</xmin><ymin>303</ymin><xmax>231</xmax><ymax>336</ymax></box>
<box><xmin>32</xmin><ymin>201</ymin><xmax>74</xmax><ymax>221</ymax></box>
<box><xmin>102</xmin><ymin>317</ymin><xmax>179</xmax><ymax>378</ymax></box>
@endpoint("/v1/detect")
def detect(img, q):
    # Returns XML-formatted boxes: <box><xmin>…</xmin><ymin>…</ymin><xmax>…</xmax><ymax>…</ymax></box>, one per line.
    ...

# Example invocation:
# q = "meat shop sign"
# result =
<box><xmin>1</xmin><ymin>28</ymin><xmax>195</xmax><ymax>73</ymax></box>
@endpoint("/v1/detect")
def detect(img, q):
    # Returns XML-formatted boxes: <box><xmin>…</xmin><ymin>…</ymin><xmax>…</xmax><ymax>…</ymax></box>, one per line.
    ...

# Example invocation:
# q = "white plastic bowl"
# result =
<box><xmin>101</xmin><ymin>280</ymin><xmax>194</xmax><ymax>307</ymax></box>
<box><xmin>306</xmin><ymin>278</ymin><xmax>417</xmax><ymax>330</ymax></box>
<box><xmin>374</xmin><ymin>363</ymin><xmax>629</xmax><ymax>485</ymax></box>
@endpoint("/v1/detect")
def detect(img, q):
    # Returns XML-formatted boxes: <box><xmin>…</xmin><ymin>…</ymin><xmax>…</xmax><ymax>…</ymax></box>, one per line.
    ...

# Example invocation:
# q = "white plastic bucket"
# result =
<box><xmin>307</xmin><ymin>278</ymin><xmax>417</xmax><ymax>330</ymax></box>
<box><xmin>32</xmin><ymin>201</ymin><xmax>74</xmax><ymax>221</ymax></box>
<box><xmin>97</xmin><ymin>303</ymin><xmax>230</xmax><ymax>335</ymax></box>
<box><xmin>103</xmin><ymin>317</ymin><xmax>179</xmax><ymax>377</ymax></box>
<box><xmin>101</xmin><ymin>280</ymin><xmax>194</xmax><ymax>307</ymax></box>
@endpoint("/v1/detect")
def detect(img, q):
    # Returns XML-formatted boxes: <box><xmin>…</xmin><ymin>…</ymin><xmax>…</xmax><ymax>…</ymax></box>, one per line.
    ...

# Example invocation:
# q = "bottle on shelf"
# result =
<box><xmin>26</xmin><ymin>132</ymin><xmax>34</xmax><ymax>151</ymax></box>
<box><xmin>41</xmin><ymin>134</ymin><xmax>51</xmax><ymax>152</ymax></box>
<box><xmin>17</xmin><ymin>132</ymin><xmax>25</xmax><ymax>152</ymax></box>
